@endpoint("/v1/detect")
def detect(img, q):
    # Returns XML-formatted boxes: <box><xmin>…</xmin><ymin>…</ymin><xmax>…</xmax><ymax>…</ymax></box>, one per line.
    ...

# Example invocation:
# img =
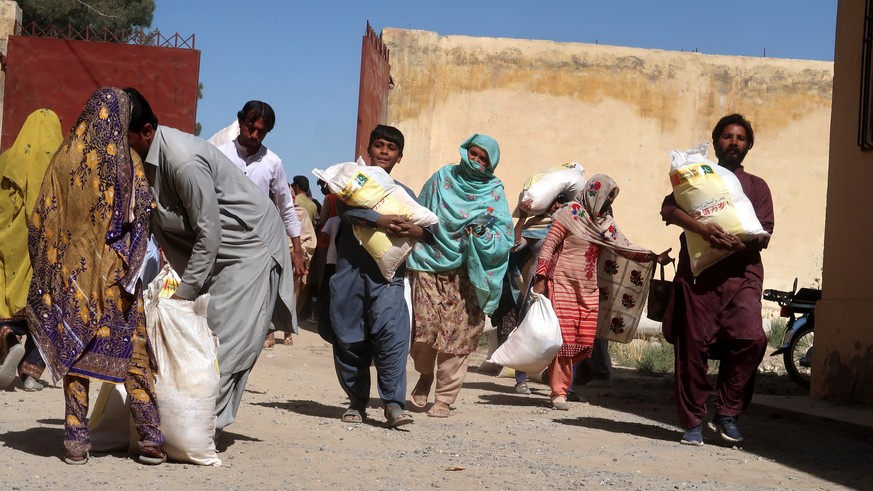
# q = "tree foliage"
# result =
<box><xmin>18</xmin><ymin>0</ymin><xmax>155</xmax><ymax>32</ymax></box>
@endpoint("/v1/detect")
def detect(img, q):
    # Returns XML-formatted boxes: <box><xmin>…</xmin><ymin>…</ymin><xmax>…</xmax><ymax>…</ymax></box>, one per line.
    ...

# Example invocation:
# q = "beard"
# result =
<box><xmin>714</xmin><ymin>144</ymin><xmax>748</xmax><ymax>167</ymax></box>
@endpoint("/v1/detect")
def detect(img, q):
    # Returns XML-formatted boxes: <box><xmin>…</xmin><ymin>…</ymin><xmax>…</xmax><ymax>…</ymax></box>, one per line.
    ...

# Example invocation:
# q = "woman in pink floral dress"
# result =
<box><xmin>533</xmin><ymin>174</ymin><xmax>671</xmax><ymax>410</ymax></box>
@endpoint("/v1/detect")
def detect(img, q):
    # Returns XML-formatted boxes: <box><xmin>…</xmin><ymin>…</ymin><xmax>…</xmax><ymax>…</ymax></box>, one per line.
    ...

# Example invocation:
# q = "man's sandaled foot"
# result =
<box><xmin>281</xmin><ymin>334</ymin><xmax>294</xmax><ymax>346</ymax></box>
<box><xmin>385</xmin><ymin>405</ymin><xmax>414</xmax><ymax>428</ymax></box>
<box><xmin>263</xmin><ymin>332</ymin><xmax>276</xmax><ymax>349</ymax></box>
<box><xmin>409</xmin><ymin>375</ymin><xmax>433</xmax><ymax>409</ymax></box>
<box><xmin>341</xmin><ymin>407</ymin><xmax>363</xmax><ymax>423</ymax></box>
<box><xmin>426</xmin><ymin>404</ymin><xmax>451</xmax><ymax>418</ymax></box>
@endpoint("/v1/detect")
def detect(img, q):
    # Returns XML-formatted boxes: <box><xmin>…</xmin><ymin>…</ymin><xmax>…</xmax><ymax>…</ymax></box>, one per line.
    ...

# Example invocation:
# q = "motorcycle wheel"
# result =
<box><xmin>784</xmin><ymin>322</ymin><xmax>814</xmax><ymax>389</ymax></box>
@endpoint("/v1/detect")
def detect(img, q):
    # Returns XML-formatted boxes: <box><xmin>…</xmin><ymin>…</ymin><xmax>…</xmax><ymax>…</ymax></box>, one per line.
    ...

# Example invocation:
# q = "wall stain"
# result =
<box><xmin>384</xmin><ymin>30</ymin><xmax>833</xmax><ymax>137</ymax></box>
<box><xmin>821</xmin><ymin>346</ymin><xmax>873</xmax><ymax>405</ymax></box>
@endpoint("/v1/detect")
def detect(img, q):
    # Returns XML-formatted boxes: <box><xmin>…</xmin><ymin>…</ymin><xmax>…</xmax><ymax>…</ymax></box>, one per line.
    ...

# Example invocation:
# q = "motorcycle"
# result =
<box><xmin>762</xmin><ymin>279</ymin><xmax>821</xmax><ymax>389</ymax></box>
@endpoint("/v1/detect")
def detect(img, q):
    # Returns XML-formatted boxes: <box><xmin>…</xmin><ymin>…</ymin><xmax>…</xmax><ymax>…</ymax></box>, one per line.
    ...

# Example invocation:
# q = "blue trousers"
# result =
<box><xmin>329</xmin><ymin>264</ymin><xmax>409</xmax><ymax>409</ymax></box>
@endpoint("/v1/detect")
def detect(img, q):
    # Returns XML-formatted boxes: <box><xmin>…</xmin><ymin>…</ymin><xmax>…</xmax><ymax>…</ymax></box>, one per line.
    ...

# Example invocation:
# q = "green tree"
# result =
<box><xmin>18</xmin><ymin>0</ymin><xmax>155</xmax><ymax>32</ymax></box>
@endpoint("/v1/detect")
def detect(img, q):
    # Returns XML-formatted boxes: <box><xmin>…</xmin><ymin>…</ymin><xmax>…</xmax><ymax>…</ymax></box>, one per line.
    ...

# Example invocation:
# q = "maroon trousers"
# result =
<box><xmin>669</xmin><ymin>277</ymin><xmax>767</xmax><ymax>429</ymax></box>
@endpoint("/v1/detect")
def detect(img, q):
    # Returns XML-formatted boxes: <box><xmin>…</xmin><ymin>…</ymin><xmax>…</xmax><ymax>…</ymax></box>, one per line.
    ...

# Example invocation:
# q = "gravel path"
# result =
<box><xmin>1</xmin><ymin>324</ymin><xmax>869</xmax><ymax>490</ymax></box>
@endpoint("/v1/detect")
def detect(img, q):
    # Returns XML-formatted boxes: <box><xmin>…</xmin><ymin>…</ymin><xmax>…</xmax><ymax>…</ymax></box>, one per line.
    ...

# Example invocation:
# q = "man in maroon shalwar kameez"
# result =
<box><xmin>660</xmin><ymin>114</ymin><xmax>774</xmax><ymax>446</ymax></box>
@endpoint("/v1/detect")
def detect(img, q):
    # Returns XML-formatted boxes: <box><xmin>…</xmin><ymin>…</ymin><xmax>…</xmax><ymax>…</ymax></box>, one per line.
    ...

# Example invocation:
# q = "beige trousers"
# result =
<box><xmin>410</xmin><ymin>341</ymin><xmax>470</xmax><ymax>405</ymax></box>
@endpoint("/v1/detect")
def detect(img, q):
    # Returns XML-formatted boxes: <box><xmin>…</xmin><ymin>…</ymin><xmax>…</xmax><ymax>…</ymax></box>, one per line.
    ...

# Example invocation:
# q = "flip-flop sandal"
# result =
<box><xmin>409</xmin><ymin>377</ymin><xmax>433</xmax><ymax>409</ymax></box>
<box><xmin>341</xmin><ymin>408</ymin><xmax>363</xmax><ymax>423</ymax></box>
<box><xmin>64</xmin><ymin>451</ymin><xmax>89</xmax><ymax>465</ymax></box>
<box><xmin>426</xmin><ymin>405</ymin><xmax>451</xmax><ymax>418</ymax></box>
<box><xmin>385</xmin><ymin>406</ymin><xmax>414</xmax><ymax>428</ymax></box>
<box><xmin>282</xmin><ymin>335</ymin><xmax>294</xmax><ymax>346</ymax></box>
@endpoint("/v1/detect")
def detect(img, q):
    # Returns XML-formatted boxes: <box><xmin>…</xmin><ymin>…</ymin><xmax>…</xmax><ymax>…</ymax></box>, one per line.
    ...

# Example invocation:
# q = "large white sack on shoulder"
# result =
<box><xmin>145</xmin><ymin>267</ymin><xmax>221</xmax><ymax>466</ymax></box>
<box><xmin>515</xmin><ymin>162</ymin><xmax>585</xmax><ymax>216</ymax></box>
<box><xmin>206</xmin><ymin>120</ymin><xmax>240</xmax><ymax>148</ymax></box>
<box><xmin>668</xmin><ymin>144</ymin><xmax>769</xmax><ymax>276</ymax></box>
<box><xmin>487</xmin><ymin>292</ymin><xmax>562</xmax><ymax>374</ymax></box>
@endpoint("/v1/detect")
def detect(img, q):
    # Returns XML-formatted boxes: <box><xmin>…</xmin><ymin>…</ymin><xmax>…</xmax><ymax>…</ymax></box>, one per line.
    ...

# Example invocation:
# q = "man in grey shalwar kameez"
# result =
<box><xmin>124</xmin><ymin>88</ymin><xmax>296</xmax><ymax>430</ymax></box>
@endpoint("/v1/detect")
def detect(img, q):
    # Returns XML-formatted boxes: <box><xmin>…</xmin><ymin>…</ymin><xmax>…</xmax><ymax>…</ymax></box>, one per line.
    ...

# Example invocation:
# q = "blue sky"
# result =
<box><xmin>152</xmin><ymin>1</ymin><xmax>837</xmax><ymax>196</ymax></box>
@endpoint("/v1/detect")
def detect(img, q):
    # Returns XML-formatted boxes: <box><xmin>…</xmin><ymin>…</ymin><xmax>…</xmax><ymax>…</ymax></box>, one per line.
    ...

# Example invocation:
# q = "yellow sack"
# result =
<box><xmin>313</xmin><ymin>161</ymin><xmax>439</xmax><ymax>280</ymax></box>
<box><xmin>668</xmin><ymin>143</ymin><xmax>769</xmax><ymax>275</ymax></box>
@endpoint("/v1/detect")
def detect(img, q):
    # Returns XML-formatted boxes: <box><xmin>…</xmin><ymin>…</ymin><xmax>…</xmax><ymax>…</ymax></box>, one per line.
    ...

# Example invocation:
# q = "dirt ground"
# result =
<box><xmin>1</xmin><ymin>321</ymin><xmax>870</xmax><ymax>491</ymax></box>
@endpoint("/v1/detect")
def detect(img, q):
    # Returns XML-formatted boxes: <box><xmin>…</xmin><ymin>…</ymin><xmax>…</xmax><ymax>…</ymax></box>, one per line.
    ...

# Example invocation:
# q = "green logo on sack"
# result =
<box><xmin>701</xmin><ymin>165</ymin><xmax>713</xmax><ymax>175</ymax></box>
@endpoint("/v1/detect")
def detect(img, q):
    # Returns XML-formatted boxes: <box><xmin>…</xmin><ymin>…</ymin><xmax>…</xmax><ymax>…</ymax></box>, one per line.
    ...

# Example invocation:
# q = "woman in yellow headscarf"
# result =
<box><xmin>0</xmin><ymin>109</ymin><xmax>62</xmax><ymax>390</ymax></box>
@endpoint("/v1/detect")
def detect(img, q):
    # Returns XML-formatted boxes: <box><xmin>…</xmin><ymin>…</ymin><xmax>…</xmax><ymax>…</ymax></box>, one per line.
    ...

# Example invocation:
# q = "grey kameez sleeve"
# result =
<box><xmin>172</xmin><ymin>161</ymin><xmax>222</xmax><ymax>299</ymax></box>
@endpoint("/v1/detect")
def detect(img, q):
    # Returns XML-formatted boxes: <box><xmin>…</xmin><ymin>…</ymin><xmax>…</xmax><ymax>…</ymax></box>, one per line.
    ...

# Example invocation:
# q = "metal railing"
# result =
<box><xmin>14</xmin><ymin>22</ymin><xmax>195</xmax><ymax>50</ymax></box>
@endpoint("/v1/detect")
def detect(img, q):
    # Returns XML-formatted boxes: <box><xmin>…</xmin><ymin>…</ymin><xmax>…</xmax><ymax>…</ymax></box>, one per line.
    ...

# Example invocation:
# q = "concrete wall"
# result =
<box><xmin>380</xmin><ymin>28</ymin><xmax>833</xmax><ymax>299</ymax></box>
<box><xmin>813</xmin><ymin>0</ymin><xmax>873</xmax><ymax>405</ymax></box>
<box><xmin>0</xmin><ymin>1</ymin><xmax>21</xmax><ymax>139</ymax></box>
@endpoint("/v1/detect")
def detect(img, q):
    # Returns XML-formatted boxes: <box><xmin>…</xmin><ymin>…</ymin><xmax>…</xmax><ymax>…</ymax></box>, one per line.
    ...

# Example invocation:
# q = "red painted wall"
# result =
<box><xmin>2</xmin><ymin>36</ymin><xmax>200</xmax><ymax>148</ymax></box>
<box><xmin>355</xmin><ymin>24</ymin><xmax>391</xmax><ymax>160</ymax></box>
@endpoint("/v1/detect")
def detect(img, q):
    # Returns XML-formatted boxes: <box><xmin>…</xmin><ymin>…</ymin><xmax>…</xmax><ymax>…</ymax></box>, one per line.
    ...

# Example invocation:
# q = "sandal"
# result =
<box><xmin>282</xmin><ymin>334</ymin><xmax>294</xmax><ymax>346</ymax></box>
<box><xmin>550</xmin><ymin>396</ymin><xmax>570</xmax><ymax>411</ymax></box>
<box><xmin>138</xmin><ymin>446</ymin><xmax>166</xmax><ymax>465</ymax></box>
<box><xmin>409</xmin><ymin>375</ymin><xmax>433</xmax><ymax>409</ymax></box>
<box><xmin>64</xmin><ymin>450</ymin><xmax>89</xmax><ymax>465</ymax></box>
<box><xmin>263</xmin><ymin>332</ymin><xmax>276</xmax><ymax>350</ymax></box>
<box><xmin>426</xmin><ymin>404</ymin><xmax>451</xmax><ymax>418</ymax></box>
<box><xmin>341</xmin><ymin>407</ymin><xmax>363</xmax><ymax>423</ymax></box>
<box><xmin>385</xmin><ymin>405</ymin><xmax>414</xmax><ymax>428</ymax></box>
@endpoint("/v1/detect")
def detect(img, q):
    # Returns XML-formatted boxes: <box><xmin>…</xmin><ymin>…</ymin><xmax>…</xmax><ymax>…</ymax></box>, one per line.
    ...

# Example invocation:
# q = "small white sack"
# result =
<box><xmin>145</xmin><ymin>266</ymin><xmax>221</xmax><ymax>466</ymax></box>
<box><xmin>312</xmin><ymin>160</ymin><xmax>439</xmax><ymax>280</ymax></box>
<box><xmin>487</xmin><ymin>292</ymin><xmax>562</xmax><ymax>374</ymax></box>
<box><xmin>88</xmin><ymin>382</ymin><xmax>137</xmax><ymax>453</ymax></box>
<box><xmin>514</xmin><ymin>162</ymin><xmax>586</xmax><ymax>217</ymax></box>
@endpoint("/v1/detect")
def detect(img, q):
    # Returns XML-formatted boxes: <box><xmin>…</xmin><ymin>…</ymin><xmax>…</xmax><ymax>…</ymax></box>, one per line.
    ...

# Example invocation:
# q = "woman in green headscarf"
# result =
<box><xmin>406</xmin><ymin>134</ymin><xmax>512</xmax><ymax>418</ymax></box>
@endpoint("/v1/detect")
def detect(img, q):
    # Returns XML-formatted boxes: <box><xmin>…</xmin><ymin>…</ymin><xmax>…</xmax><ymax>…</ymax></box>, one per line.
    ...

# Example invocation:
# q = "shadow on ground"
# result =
<box><xmin>546</xmin><ymin>367</ymin><xmax>871</xmax><ymax>490</ymax></box>
<box><xmin>0</xmin><ymin>426</ymin><xmax>65</xmax><ymax>458</ymax></box>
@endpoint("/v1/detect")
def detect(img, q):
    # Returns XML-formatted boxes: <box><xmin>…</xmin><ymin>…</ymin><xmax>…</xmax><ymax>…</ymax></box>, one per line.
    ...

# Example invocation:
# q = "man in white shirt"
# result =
<box><xmin>217</xmin><ymin>101</ymin><xmax>306</xmax><ymax>276</ymax></box>
<box><xmin>217</xmin><ymin>101</ymin><xmax>307</xmax><ymax>348</ymax></box>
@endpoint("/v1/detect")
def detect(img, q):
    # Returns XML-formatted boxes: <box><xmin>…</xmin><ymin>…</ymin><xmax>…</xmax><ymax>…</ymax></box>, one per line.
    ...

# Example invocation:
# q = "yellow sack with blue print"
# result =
<box><xmin>313</xmin><ymin>160</ymin><xmax>439</xmax><ymax>280</ymax></box>
<box><xmin>669</xmin><ymin>143</ymin><xmax>769</xmax><ymax>276</ymax></box>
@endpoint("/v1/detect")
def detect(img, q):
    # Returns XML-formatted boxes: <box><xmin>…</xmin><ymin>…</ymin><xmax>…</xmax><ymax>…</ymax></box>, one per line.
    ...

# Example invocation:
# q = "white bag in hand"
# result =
<box><xmin>487</xmin><ymin>292</ymin><xmax>562</xmax><ymax>374</ymax></box>
<box><xmin>145</xmin><ymin>265</ymin><xmax>221</xmax><ymax>466</ymax></box>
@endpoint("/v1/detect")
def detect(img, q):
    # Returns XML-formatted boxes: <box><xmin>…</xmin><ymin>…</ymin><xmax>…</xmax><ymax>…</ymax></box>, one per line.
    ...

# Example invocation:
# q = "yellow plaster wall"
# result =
<box><xmin>382</xmin><ymin>28</ymin><xmax>833</xmax><ymax>295</ymax></box>
<box><xmin>812</xmin><ymin>0</ymin><xmax>873</xmax><ymax>405</ymax></box>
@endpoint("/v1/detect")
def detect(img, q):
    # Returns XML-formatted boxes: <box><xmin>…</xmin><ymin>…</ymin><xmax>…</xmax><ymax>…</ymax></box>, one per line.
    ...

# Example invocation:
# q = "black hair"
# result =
<box><xmin>237</xmin><ymin>100</ymin><xmax>275</xmax><ymax>132</ymax></box>
<box><xmin>124</xmin><ymin>87</ymin><xmax>158</xmax><ymax>132</ymax></box>
<box><xmin>712</xmin><ymin>113</ymin><xmax>754</xmax><ymax>150</ymax></box>
<box><xmin>368</xmin><ymin>124</ymin><xmax>404</xmax><ymax>154</ymax></box>
<box><xmin>292</xmin><ymin>175</ymin><xmax>310</xmax><ymax>193</ymax></box>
